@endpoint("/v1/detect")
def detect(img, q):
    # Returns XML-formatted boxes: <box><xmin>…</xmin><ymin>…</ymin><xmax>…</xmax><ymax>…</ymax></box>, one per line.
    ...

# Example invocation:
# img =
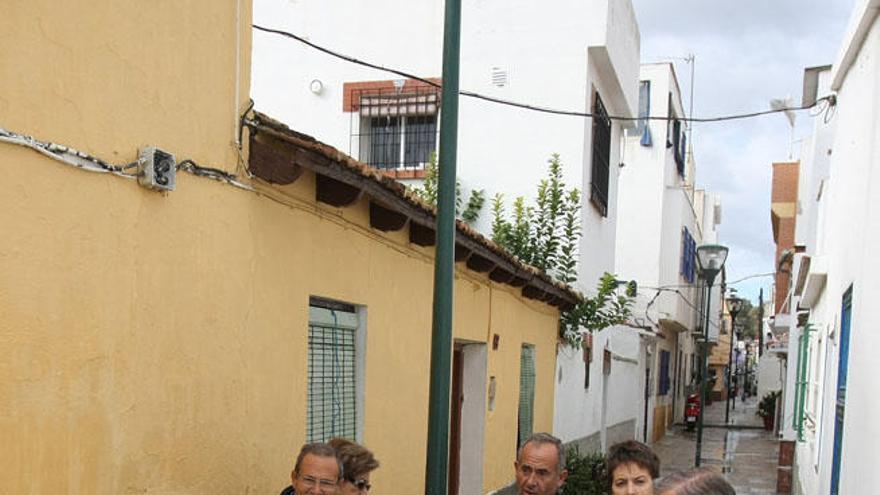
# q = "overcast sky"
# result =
<box><xmin>630</xmin><ymin>0</ymin><xmax>857</xmax><ymax>304</ymax></box>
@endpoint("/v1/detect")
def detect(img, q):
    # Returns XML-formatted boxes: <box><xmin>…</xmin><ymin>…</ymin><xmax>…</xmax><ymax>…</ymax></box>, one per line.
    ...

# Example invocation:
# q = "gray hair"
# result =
<box><xmin>293</xmin><ymin>442</ymin><xmax>344</xmax><ymax>481</ymax></box>
<box><xmin>517</xmin><ymin>432</ymin><xmax>566</xmax><ymax>472</ymax></box>
<box><xmin>654</xmin><ymin>468</ymin><xmax>735</xmax><ymax>495</ymax></box>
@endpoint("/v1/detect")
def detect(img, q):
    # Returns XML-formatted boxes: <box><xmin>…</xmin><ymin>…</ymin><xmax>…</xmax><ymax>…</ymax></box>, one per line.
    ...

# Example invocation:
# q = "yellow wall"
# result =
<box><xmin>0</xmin><ymin>2</ymin><xmax>561</xmax><ymax>493</ymax></box>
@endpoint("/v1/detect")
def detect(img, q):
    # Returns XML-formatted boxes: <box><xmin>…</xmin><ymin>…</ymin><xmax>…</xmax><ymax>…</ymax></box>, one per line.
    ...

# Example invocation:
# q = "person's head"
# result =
<box><xmin>514</xmin><ymin>433</ymin><xmax>568</xmax><ymax>495</ymax></box>
<box><xmin>605</xmin><ymin>440</ymin><xmax>660</xmax><ymax>495</ymax></box>
<box><xmin>291</xmin><ymin>443</ymin><xmax>343</xmax><ymax>495</ymax></box>
<box><xmin>654</xmin><ymin>468</ymin><xmax>735</xmax><ymax>495</ymax></box>
<box><xmin>328</xmin><ymin>438</ymin><xmax>379</xmax><ymax>495</ymax></box>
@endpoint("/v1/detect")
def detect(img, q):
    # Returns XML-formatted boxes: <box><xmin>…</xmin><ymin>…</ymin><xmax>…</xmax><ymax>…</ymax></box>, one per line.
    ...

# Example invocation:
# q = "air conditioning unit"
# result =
<box><xmin>138</xmin><ymin>147</ymin><xmax>176</xmax><ymax>192</ymax></box>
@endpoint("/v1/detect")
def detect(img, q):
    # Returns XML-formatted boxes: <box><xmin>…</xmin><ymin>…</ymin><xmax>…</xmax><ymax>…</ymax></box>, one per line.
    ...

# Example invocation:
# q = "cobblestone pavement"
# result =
<box><xmin>652</xmin><ymin>395</ymin><xmax>780</xmax><ymax>494</ymax></box>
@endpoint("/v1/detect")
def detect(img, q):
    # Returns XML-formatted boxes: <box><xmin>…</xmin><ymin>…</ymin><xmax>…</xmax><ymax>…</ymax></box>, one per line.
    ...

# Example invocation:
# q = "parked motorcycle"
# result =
<box><xmin>684</xmin><ymin>393</ymin><xmax>701</xmax><ymax>431</ymax></box>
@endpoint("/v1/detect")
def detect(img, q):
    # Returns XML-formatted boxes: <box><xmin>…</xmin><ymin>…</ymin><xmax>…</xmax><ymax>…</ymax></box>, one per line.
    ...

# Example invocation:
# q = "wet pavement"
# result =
<box><xmin>652</xmin><ymin>395</ymin><xmax>780</xmax><ymax>494</ymax></box>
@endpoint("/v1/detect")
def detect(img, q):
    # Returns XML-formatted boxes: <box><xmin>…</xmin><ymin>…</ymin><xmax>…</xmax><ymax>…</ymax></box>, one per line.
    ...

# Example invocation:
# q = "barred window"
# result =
<box><xmin>590</xmin><ymin>93</ymin><xmax>611</xmax><ymax>217</ymax></box>
<box><xmin>307</xmin><ymin>300</ymin><xmax>360</xmax><ymax>443</ymax></box>
<box><xmin>354</xmin><ymin>87</ymin><xmax>439</xmax><ymax>170</ymax></box>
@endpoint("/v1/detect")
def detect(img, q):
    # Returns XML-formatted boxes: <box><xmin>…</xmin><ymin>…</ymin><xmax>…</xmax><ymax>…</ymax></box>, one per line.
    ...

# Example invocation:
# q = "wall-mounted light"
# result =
<box><xmin>309</xmin><ymin>79</ymin><xmax>324</xmax><ymax>95</ymax></box>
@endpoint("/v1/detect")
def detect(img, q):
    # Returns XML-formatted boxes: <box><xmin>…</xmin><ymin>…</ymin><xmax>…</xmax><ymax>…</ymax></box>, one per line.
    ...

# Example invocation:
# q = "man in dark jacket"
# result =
<box><xmin>280</xmin><ymin>442</ymin><xmax>342</xmax><ymax>495</ymax></box>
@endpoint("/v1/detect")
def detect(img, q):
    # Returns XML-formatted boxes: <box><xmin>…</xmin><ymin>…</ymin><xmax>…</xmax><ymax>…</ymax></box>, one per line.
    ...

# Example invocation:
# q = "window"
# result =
<box><xmin>659</xmin><ymin>350</ymin><xmax>671</xmax><ymax>396</ymax></box>
<box><xmin>517</xmin><ymin>344</ymin><xmax>536</xmax><ymax>448</ymax></box>
<box><xmin>590</xmin><ymin>93</ymin><xmax>612</xmax><ymax>217</ymax></box>
<box><xmin>673</xmin><ymin>119</ymin><xmax>686</xmax><ymax>176</ymax></box>
<box><xmin>636</xmin><ymin>81</ymin><xmax>652</xmax><ymax>146</ymax></box>
<box><xmin>680</xmin><ymin>227</ymin><xmax>697</xmax><ymax>283</ymax></box>
<box><xmin>354</xmin><ymin>87</ymin><xmax>439</xmax><ymax>170</ymax></box>
<box><xmin>665</xmin><ymin>92</ymin><xmax>687</xmax><ymax>177</ymax></box>
<box><xmin>306</xmin><ymin>298</ymin><xmax>362</xmax><ymax>443</ymax></box>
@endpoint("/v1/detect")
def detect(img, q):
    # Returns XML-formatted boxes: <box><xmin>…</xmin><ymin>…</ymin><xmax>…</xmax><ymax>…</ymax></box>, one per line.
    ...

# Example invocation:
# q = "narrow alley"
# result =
<box><xmin>653</xmin><ymin>396</ymin><xmax>780</xmax><ymax>494</ymax></box>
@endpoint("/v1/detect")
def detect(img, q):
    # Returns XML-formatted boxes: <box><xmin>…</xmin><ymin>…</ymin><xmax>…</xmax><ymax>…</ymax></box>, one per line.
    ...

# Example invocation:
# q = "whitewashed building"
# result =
<box><xmin>773</xmin><ymin>1</ymin><xmax>880</xmax><ymax>493</ymax></box>
<box><xmin>250</xmin><ymin>0</ymin><xmax>643</xmax><ymax>482</ymax></box>
<box><xmin>616</xmin><ymin>63</ymin><xmax>723</xmax><ymax>443</ymax></box>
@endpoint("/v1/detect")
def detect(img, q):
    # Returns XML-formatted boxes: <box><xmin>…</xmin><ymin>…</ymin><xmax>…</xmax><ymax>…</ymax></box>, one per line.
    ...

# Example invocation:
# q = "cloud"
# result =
<box><xmin>631</xmin><ymin>0</ymin><xmax>856</xmax><ymax>303</ymax></box>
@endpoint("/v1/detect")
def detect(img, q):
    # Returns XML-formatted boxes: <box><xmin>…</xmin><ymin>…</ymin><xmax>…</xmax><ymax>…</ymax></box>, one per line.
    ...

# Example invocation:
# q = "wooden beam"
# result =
<box><xmin>466</xmin><ymin>253</ymin><xmax>496</xmax><ymax>273</ymax></box>
<box><xmin>410</xmin><ymin>222</ymin><xmax>437</xmax><ymax>247</ymax></box>
<box><xmin>248</xmin><ymin>132</ymin><xmax>304</xmax><ymax>184</ymax></box>
<box><xmin>489</xmin><ymin>267</ymin><xmax>515</xmax><ymax>284</ymax></box>
<box><xmin>370</xmin><ymin>201</ymin><xmax>408</xmax><ymax>232</ymax></box>
<box><xmin>454</xmin><ymin>244</ymin><xmax>471</xmax><ymax>262</ymax></box>
<box><xmin>316</xmin><ymin>174</ymin><xmax>362</xmax><ymax>207</ymax></box>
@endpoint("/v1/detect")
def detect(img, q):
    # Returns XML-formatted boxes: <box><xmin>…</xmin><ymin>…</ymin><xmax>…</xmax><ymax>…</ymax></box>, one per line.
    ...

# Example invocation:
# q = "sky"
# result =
<box><xmin>630</xmin><ymin>0</ymin><xmax>858</xmax><ymax>305</ymax></box>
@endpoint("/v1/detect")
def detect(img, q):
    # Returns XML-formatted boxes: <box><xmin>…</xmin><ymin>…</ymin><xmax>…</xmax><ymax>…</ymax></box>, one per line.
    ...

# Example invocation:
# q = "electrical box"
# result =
<box><xmin>138</xmin><ymin>147</ymin><xmax>176</xmax><ymax>191</ymax></box>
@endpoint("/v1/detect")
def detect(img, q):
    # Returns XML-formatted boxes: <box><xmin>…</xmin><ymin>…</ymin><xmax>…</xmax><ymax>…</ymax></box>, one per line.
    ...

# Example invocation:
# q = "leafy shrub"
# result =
<box><xmin>562</xmin><ymin>446</ymin><xmax>607</xmax><ymax>495</ymax></box>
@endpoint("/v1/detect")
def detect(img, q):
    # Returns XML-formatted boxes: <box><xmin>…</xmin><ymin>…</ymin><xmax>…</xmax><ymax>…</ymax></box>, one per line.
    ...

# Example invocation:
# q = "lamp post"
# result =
<box><xmin>694</xmin><ymin>244</ymin><xmax>728</xmax><ymax>467</ymax></box>
<box><xmin>725</xmin><ymin>297</ymin><xmax>744</xmax><ymax>424</ymax></box>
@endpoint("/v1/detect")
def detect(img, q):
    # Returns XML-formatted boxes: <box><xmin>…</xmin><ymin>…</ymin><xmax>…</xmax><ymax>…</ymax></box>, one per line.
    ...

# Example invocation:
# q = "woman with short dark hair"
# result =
<box><xmin>606</xmin><ymin>440</ymin><xmax>660</xmax><ymax>495</ymax></box>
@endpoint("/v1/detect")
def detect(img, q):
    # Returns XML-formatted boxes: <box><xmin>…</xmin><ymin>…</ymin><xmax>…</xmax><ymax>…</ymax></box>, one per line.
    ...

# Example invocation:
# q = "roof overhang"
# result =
<box><xmin>831</xmin><ymin>0</ymin><xmax>880</xmax><ymax>90</ymax></box>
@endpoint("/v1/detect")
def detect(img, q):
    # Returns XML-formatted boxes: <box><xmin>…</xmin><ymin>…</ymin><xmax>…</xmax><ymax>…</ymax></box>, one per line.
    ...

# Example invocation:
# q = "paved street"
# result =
<box><xmin>653</xmin><ymin>395</ymin><xmax>780</xmax><ymax>494</ymax></box>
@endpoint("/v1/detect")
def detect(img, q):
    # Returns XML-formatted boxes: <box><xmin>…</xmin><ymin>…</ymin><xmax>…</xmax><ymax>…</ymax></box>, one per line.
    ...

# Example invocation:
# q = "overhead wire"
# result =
<box><xmin>253</xmin><ymin>24</ymin><xmax>837</xmax><ymax>124</ymax></box>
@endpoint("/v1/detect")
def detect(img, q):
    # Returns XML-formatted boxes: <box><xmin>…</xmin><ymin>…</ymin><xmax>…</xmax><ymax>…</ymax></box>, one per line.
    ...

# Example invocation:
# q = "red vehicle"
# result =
<box><xmin>685</xmin><ymin>393</ymin><xmax>701</xmax><ymax>431</ymax></box>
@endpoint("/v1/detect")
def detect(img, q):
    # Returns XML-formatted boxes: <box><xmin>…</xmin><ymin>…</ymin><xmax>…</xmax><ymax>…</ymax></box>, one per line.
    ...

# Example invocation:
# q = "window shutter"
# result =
<box><xmin>517</xmin><ymin>345</ymin><xmax>536</xmax><ymax>448</ymax></box>
<box><xmin>307</xmin><ymin>308</ymin><xmax>358</xmax><ymax>443</ymax></box>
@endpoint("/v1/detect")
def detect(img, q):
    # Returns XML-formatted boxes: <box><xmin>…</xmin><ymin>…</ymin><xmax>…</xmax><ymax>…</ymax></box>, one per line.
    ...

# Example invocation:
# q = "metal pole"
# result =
<box><xmin>758</xmin><ymin>288</ymin><xmax>765</xmax><ymax>357</ymax></box>
<box><xmin>695</xmin><ymin>276</ymin><xmax>714</xmax><ymax>467</ymax></box>
<box><xmin>425</xmin><ymin>0</ymin><xmax>461</xmax><ymax>493</ymax></box>
<box><xmin>725</xmin><ymin>313</ymin><xmax>736</xmax><ymax>424</ymax></box>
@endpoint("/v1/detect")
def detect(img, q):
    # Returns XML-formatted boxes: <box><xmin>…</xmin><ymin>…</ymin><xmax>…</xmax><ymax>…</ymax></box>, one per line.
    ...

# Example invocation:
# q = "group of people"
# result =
<box><xmin>515</xmin><ymin>432</ymin><xmax>735</xmax><ymax>495</ymax></box>
<box><xmin>281</xmin><ymin>432</ymin><xmax>735</xmax><ymax>494</ymax></box>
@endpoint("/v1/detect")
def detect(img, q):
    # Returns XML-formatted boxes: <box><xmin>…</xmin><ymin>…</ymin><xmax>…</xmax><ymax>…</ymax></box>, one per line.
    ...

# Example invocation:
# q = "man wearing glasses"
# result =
<box><xmin>280</xmin><ymin>443</ymin><xmax>343</xmax><ymax>495</ymax></box>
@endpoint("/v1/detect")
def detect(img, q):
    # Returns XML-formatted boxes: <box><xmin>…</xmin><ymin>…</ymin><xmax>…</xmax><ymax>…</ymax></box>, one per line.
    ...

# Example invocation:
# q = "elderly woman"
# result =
<box><xmin>654</xmin><ymin>467</ymin><xmax>735</xmax><ymax>495</ymax></box>
<box><xmin>605</xmin><ymin>440</ymin><xmax>660</xmax><ymax>495</ymax></box>
<box><xmin>328</xmin><ymin>438</ymin><xmax>380</xmax><ymax>494</ymax></box>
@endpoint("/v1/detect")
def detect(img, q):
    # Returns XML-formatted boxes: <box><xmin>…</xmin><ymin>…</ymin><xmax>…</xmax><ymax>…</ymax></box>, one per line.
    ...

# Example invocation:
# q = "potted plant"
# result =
<box><xmin>756</xmin><ymin>390</ymin><xmax>780</xmax><ymax>430</ymax></box>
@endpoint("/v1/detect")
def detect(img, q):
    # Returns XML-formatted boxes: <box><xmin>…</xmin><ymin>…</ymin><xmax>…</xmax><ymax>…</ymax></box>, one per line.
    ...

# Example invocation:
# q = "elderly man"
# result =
<box><xmin>280</xmin><ymin>442</ymin><xmax>342</xmax><ymax>495</ymax></box>
<box><xmin>514</xmin><ymin>432</ymin><xmax>568</xmax><ymax>495</ymax></box>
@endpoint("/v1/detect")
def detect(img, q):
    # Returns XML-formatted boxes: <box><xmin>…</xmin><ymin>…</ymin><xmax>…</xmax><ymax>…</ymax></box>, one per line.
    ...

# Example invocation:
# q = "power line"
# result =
<box><xmin>253</xmin><ymin>24</ymin><xmax>836</xmax><ymax>124</ymax></box>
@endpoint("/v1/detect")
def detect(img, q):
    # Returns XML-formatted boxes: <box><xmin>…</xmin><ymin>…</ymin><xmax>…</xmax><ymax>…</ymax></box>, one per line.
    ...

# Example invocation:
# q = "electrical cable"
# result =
<box><xmin>1</xmin><ymin>126</ymin><xmax>139</xmax><ymax>179</ymax></box>
<box><xmin>253</xmin><ymin>24</ymin><xmax>837</xmax><ymax>124</ymax></box>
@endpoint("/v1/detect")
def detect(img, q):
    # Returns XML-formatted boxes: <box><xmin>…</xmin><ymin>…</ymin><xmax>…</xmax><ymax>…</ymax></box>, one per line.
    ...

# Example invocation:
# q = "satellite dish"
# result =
<box><xmin>770</xmin><ymin>96</ymin><xmax>797</xmax><ymax>158</ymax></box>
<box><xmin>770</xmin><ymin>97</ymin><xmax>796</xmax><ymax>128</ymax></box>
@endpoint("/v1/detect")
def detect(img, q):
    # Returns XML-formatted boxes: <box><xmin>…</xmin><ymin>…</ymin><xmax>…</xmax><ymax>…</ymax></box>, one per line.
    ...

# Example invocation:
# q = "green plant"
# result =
<box><xmin>489</xmin><ymin>154</ymin><xmax>633</xmax><ymax>348</ymax></box>
<box><xmin>757</xmin><ymin>390</ymin><xmax>781</xmax><ymax>419</ymax></box>
<box><xmin>412</xmin><ymin>152</ymin><xmax>484</xmax><ymax>225</ymax></box>
<box><xmin>562</xmin><ymin>446</ymin><xmax>606</xmax><ymax>495</ymax></box>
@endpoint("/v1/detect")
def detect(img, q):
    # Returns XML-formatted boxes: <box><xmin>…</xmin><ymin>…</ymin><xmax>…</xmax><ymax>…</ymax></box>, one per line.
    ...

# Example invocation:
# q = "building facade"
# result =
<box><xmin>773</xmin><ymin>2</ymin><xmax>880</xmax><ymax>492</ymax></box>
<box><xmin>251</xmin><ymin>0</ymin><xmax>644</xmax><ymax>459</ymax></box>
<box><xmin>0</xmin><ymin>2</ymin><xmax>578</xmax><ymax>493</ymax></box>
<box><xmin>616</xmin><ymin>63</ymin><xmax>722</xmax><ymax>443</ymax></box>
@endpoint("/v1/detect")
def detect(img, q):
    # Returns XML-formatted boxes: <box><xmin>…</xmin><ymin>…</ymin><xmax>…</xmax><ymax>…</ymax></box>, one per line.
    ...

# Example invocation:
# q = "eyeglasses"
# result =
<box><xmin>346</xmin><ymin>477</ymin><xmax>372</xmax><ymax>492</ymax></box>
<box><xmin>297</xmin><ymin>475</ymin><xmax>339</xmax><ymax>491</ymax></box>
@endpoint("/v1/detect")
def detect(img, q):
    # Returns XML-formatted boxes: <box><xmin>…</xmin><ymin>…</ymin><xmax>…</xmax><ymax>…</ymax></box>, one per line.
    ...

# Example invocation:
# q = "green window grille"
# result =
<box><xmin>517</xmin><ymin>345</ymin><xmax>536</xmax><ymax>449</ymax></box>
<box><xmin>307</xmin><ymin>306</ymin><xmax>358</xmax><ymax>443</ymax></box>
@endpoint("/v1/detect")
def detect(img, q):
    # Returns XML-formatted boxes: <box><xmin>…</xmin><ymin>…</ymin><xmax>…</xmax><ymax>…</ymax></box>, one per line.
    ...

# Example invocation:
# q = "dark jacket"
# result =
<box><xmin>279</xmin><ymin>485</ymin><xmax>295</xmax><ymax>495</ymax></box>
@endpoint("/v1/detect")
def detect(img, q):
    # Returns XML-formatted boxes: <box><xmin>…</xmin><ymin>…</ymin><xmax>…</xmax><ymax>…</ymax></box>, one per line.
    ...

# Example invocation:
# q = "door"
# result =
<box><xmin>830</xmin><ymin>287</ymin><xmax>852</xmax><ymax>494</ymax></box>
<box><xmin>447</xmin><ymin>347</ymin><xmax>464</xmax><ymax>495</ymax></box>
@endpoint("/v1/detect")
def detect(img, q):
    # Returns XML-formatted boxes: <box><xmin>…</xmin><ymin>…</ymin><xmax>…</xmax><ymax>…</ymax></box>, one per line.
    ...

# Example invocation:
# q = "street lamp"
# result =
<box><xmin>725</xmin><ymin>297</ymin><xmax>744</xmax><ymax>424</ymax></box>
<box><xmin>694</xmin><ymin>244</ymin><xmax>728</xmax><ymax>467</ymax></box>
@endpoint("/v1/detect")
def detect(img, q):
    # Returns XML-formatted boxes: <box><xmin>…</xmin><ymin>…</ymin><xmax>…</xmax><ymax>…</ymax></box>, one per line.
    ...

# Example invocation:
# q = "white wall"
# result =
<box><xmin>792</xmin><ymin>5</ymin><xmax>880</xmax><ymax>493</ymax></box>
